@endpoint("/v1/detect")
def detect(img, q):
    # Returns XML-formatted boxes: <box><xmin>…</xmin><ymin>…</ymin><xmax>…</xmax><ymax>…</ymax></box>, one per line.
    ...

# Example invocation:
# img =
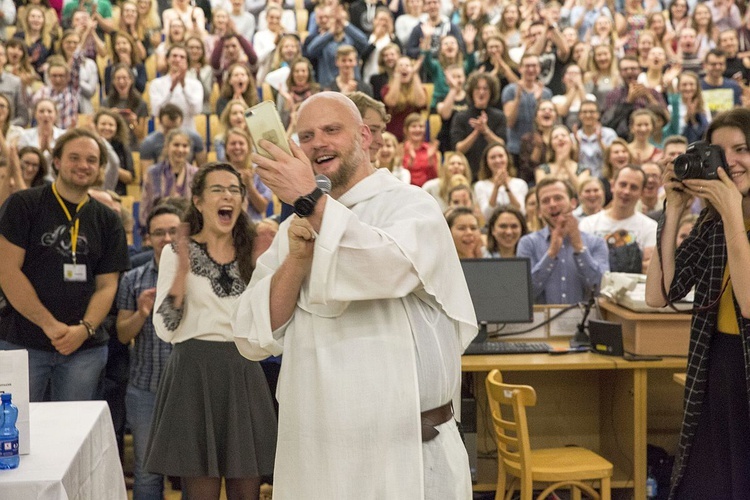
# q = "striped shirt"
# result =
<box><xmin>116</xmin><ymin>259</ymin><xmax>172</xmax><ymax>393</ymax></box>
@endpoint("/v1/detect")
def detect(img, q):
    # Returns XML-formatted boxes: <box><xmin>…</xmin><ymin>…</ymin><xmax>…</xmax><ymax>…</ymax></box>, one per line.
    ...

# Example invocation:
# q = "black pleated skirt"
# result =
<box><xmin>145</xmin><ymin>339</ymin><xmax>277</xmax><ymax>478</ymax></box>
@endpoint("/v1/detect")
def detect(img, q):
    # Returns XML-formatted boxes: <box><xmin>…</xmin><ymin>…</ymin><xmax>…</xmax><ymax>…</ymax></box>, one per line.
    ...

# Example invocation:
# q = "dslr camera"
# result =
<box><xmin>672</xmin><ymin>141</ymin><xmax>727</xmax><ymax>181</ymax></box>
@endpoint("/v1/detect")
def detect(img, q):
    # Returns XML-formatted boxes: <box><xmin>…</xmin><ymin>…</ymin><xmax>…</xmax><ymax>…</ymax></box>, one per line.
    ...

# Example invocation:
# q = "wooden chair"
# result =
<box><xmin>209</xmin><ymin>83</ymin><xmax>221</xmax><ymax>113</ymax></box>
<box><xmin>194</xmin><ymin>113</ymin><xmax>209</xmax><ymax>151</ymax></box>
<box><xmin>144</xmin><ymin>54</ymin><xmax>157</xmax><ymax>81</ymax></box>
<box><xmin>485</xmin><ymin>370</ymin><xmax>613</xmax><ymax>500</ymax></box>
<box><xmin>428</xmin><ymin>113</ymin><xmax>442</xmax><ymax>142</ymax></box>
<box><xmin>296</xmin><ymin>9</ymin><xmax>308</xmax><ymax>33</ymax></box>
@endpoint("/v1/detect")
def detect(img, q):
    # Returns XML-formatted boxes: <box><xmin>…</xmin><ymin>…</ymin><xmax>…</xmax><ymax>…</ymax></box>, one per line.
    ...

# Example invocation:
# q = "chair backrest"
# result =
<box><xmin>485</xmin><ymin>370</ymin><xmax>537</xmax><ymax>479</ymax></box>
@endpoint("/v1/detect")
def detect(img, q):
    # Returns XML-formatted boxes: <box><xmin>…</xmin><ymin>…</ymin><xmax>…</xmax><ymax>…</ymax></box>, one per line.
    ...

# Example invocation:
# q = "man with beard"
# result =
<box><xmin>580</xmin><ymin>165</ymin><xmax>658</xmax><ymax>273</ymax></box>
<box><xmin>517</xmin><ymin>178</ymin><xmax>609</xmax><ymax>304</ymax></box>
<box><xmin>233</xmin><ymin>91</ymin><xmax>477</xmax><ymax>499</ymax></box>
<box><xmin>638</xmin><ymin>161</ymin><xmax>664</xmax><ymax>215</ymax></box>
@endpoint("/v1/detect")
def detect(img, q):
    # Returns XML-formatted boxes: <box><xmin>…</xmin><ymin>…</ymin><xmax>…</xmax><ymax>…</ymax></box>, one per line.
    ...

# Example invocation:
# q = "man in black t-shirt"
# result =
<box><xmin>0</xmin><ymin>128</ymin><xmax>130</xmax><ymax>402</ymax></box>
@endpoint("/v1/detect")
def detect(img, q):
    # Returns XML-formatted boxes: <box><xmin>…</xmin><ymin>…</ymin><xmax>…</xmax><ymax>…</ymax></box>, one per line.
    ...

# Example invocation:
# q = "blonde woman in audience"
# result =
<box><xmin>536</xmin><ymin>125</ymin><xmax>590</xmax><ymax>185</ymax></box>
<box><xmin>214</xmin><ymin>99</ymin><xmax>249</xmax><ymax>162</ymax></box>
<box><xmin>135</xmin><ymin>0</ymin><xmax>162</xmax><ymax>56</ymax></box>
<box><xmin>601</xmin><ymin>137</ymin><xmax>634</xmax><ymax>204</ymax></box>
<box><xmin>382</xmin><ymin>56</ymin><xmax>427</xmax><ymax>142</ymax></box>
<box><xmin>363</xmin><ymin>7</ymin><xmax>398</xmax><ymax>83</ymax></box>
<box><xmin>646</xmin><ymin>11</ymin><xmax>677</xmax><ymax>60</ymax></box>
<box><xmin>216</xmin><ymin>63</ymin><xmax>258</xmax><ymax>117</ymax></box>
<box><xmin>690</xmin><ymin>3</ymin><xmax>717</xmax><ymax>58</ymax></box>
<box><xmin>16</xmin><ymin>0</ymin><xmax>57</xmax><ymax>36</ymax></box>
<box><xmin>447</xmin><ymin>206</ymin><xmax>485</xmax><ymax>259</ymax></box>
<box><xmin>117</xmin><ymin>1</ymin><xmax>148</xmax><ymax>60</ymax></box>
<box><xmin>94</xmin><ymin>109</ymin><xmax>134</xmax><ymax>196</ymax></box>
<box><xmin>474</xmin><ymin>141</ymin><xmax>528</xmax><ymax>222</ymax></box>
<box><xmin>375</xmin><ymin>131</ymin><xmax>411</xmax><ymax>184</ymax></box>
<box><xmin>17</xmin><ymin>99</ymin><xmax>63</xmax><ymax>161</ymax></box>
<box><xmin>524</xmin><ymin>188</ymin><xmax>544</xmax><ymax>232</ymax></box>
<box><xmin>498</xmin><ymin>2</ymin><xmax>522</xmax><ymax>49</ymax></box>
<box><xmin>139</xmin><ymin>129</ymin><xmax>199</xmax><ymax>226</ymax></box>
<box><xmin>224</xmin><ymin>128</ymin><xmax>273</xmax><ymax>221</ymax></box>
<box><xmin>585</xmin><ymin>44</ymin><xmax>622</xmax><ymax>109</ymax></box>
<box><xmin>422</xmin><ymin>151</ymin><xmax>471</xmax><ymax>212</ymax></box>
<box><xmin>369</xmin><ymin>43</ymin><xmax>399</xmax><ymax>106</ymax></box>
<box><xmin>14</xmin><ymin>5</ymin><xmax>55</xmax><ymax>76</ymax></box>
<box><xmin>0</xmin><ymin>94</ymin><xmax>24</xmax><ymax>147</ymax></box>
<box><xmin>162</xmin><ymin>0</ymin><xmax>206</xmax><ymax>39</ymax></box>
<box><xmin>55</xmin><ymin>30</ymin><xmax>98</xmax><ymax>114</ymax></box>
<box><xmin>185</xmin><ymin>35</ymin><xmax>214</xmax><ymax>114</ymax></box>
<box><xmin>263</xmin><ymin>33</ymin><xmax>301</xmax><ymax>91</ymax></box>
<box><xmin>628</xmin><ymin>109</ymin><xmax>662</xmax><ymax>165</ymax></box>
<box><xmin>205</xmin><ymin>8</ymin><xmax>230</xmax><ymax>57</ymax></box>
<box><xmin>485</xmin><ymin>205</ymin><xmax>528</xmax><ymax>258</ymax></box>
<box><xmin>399</xmin><ymin>112</ymin><xmax>438</xmax><ymax>187</ymax></box>
<box><xmin>102</xmin><ymin>64</ymin><xmax>149</xmax><ymax>147</ymax></box>
<box><xmin>573</xmin><ymin>177</ymin><xmax>606</xmax><ymax>219</ymax></box>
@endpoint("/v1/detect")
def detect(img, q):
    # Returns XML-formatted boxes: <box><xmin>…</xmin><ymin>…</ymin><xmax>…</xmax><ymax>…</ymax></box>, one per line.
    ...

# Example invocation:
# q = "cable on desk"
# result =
<box><xmin>487</xmin><ymin>303</ymin><xmax>581</xmax><ymax>338</ymax></box>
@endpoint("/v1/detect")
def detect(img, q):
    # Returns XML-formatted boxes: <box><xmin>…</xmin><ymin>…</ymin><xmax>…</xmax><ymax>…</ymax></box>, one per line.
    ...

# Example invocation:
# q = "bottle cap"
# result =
<box><xmin>0</xmin><ymin>393</ymin><xmax>11</xmax><ymax>402</ymax></box>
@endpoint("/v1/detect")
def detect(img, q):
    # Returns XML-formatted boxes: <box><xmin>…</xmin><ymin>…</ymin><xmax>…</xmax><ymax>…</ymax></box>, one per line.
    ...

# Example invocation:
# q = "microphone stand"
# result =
<box><xmin>570</xmin><ymin>295</ymin><xmax>595</xmax><ymax>348</ymax></box>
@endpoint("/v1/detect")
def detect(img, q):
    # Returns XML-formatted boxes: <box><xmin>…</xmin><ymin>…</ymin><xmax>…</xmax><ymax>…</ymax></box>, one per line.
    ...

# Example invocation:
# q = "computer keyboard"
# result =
<box><xmin>464</xmin><ymin>341</ymin><xmax>552</xmax><ymax>355</ymax></box>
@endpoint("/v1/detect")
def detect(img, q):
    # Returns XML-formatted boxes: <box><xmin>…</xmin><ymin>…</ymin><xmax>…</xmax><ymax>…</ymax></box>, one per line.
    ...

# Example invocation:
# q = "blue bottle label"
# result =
<box><xmin>646</xmin><ymin>477</ymin><xmax>658</xmax><ymax>497</ymax></box>
<box><xmin>0</xmin><ymin>438</ymin><xmax>18</xmax><ymax>457</ymax></box>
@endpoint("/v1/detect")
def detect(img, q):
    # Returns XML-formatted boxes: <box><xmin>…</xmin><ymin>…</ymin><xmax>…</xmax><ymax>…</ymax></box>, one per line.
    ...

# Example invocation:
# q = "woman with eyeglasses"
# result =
<box><xmin>224</xmin><ymin>128</ymin><xmax>272</xmax><ymax>221</ymax></box>
<box><xmin>102</xmin><ymin>63</ymin><xmax>149</xmax><ymax>147</ymax></box>
<box><xmin>140</xmin><ymin>129</ymin><xmax>199</xmax><ymax>227</ymax></box>
<box><xmin>0</xmin><ymin>143</ymin><xmax>48</xmax><ymax>206</ymax></box>
<box><xmin>146</xmin><ymin>163</ymin><xmax>277</xmax><ymax>500</ymax></box>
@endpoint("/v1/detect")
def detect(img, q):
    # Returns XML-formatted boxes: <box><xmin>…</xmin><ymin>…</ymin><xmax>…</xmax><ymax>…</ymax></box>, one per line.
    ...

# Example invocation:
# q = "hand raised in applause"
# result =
<box><xmin>137</xmin><ymin>288</ymin><xmax>156</xmax><ymax>319</ymax></box>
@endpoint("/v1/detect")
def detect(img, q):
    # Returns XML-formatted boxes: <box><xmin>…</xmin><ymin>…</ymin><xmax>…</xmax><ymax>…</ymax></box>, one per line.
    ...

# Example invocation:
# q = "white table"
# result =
<box><xmin>0</xmin><ymin>401</ymin><xmax>127</xmax><ymax>500</ymax></box>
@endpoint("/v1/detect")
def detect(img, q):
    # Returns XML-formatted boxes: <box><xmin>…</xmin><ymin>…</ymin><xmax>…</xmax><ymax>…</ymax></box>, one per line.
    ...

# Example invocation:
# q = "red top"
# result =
<box><xmin>402</xmin><ymin>141</ymin><xmax>438</xmax><ymax>187</ymax></box>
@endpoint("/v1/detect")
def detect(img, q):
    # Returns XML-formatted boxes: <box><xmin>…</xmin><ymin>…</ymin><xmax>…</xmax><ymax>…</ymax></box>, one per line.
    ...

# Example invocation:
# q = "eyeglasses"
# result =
<box><xmin>21</xmin><ymin>160</ymin><xmax>39</xmax><ymax>169</ymax></box>
<box><xmin>207</xmin><ymin>185</ymin><xmax>243</xmax><ymax>196</ymax></box>
<box><xmin>150</xmin><ymin>228</ymin><xmax>179</xmax><ymax>238</ymax></box>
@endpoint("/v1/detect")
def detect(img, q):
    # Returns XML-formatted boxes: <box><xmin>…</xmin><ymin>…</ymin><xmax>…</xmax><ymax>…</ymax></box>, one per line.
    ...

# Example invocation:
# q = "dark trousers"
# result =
<box><xmin>676</xmin><ymin>333</ymin><xmax>750</xmax><ymax>500</ymax></box>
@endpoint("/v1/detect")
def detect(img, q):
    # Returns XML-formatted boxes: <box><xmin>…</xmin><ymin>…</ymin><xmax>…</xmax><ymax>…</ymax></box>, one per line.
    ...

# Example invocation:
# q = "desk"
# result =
<box><xmin>599</xmin><ymin>300</ymin><xmax>691</xmax><ymax>356</ymax></box>
<box><xmin>0</xmin><ymin>401</ymin><xmax>127</xmax><ymax>500</ymax></box>
<box><xmin>463</xmin><ymin>343</ymin><xmax>686</xmax><ymax>500</ymax></box>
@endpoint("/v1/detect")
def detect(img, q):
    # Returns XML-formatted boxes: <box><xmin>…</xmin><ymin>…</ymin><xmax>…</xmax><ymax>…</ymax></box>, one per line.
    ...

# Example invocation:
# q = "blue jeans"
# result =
<box><xmin>0</xmin><ymin>340</ymin><xmax>108</xmax><ymax>402</ymax></box>
<box><xmin>126</xmin><ymin>384</ymin><xmax>164</xmax><ymax>500</ymax></box>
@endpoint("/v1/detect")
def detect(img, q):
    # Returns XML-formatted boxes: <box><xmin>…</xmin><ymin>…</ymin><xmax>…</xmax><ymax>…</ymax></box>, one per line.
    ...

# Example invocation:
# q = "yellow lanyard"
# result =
<box><xmin>51</xmin><ymin>183</ymin><xmax>88</xmax><ymax>265</ymax></box>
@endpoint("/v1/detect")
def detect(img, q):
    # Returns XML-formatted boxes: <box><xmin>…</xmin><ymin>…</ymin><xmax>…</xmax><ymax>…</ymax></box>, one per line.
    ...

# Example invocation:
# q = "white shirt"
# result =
<box><xmin>148</xmin><ymin>74</ymin><xmax>204</xmax><ymax>132</ymax></box>
<box><xmin>578</xmin><ymin>210</ymin><xmax>657</xmax><ymax>252</ymax></box>
<box><xmin>233</xmin><ymin>169</ymin><xmax>476</xmax><ymax>499</ymax></box>
<box><xmin>473</xmin><ymin>177</ymin><xmax>529</xmax><ymax>221</ymax></box>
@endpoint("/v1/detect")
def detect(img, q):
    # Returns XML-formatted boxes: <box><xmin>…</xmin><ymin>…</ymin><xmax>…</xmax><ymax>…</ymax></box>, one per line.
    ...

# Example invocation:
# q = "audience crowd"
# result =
<box><xmin>0</xmin><ymin>0</ymin><xmax>737</xmax><ymax>495</ymax></box>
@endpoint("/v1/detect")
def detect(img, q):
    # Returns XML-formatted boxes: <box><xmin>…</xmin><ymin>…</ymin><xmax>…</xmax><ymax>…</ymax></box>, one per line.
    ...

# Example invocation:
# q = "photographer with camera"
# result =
<box><xmin>645</xmin><ymin>108</ymin><xmax>750</xmax><ymax>499</ymax></box>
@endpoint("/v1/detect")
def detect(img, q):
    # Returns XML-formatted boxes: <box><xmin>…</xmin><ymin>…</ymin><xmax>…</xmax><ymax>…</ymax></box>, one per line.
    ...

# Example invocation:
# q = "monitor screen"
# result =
<box><xmin>460</xmin><ymin>258</ymin><xmax>533</xmax><ymax>324</ymax></box>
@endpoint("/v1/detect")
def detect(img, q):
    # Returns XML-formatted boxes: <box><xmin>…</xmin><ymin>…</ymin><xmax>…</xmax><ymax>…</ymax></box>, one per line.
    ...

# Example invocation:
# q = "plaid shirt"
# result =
<box><xmin>661</xmin><ymin>209</ymin><xmax>750</xmax><ymax>498</ymax></box>
<box><xmin>116</xmin><ymin>259</ymin><xmax>172</xmax><ymax>393</ymax></box>
<box><xmin>32</xmin><ymin>51</ymin><xmax>83</xmax><ymax>130</ymax></box>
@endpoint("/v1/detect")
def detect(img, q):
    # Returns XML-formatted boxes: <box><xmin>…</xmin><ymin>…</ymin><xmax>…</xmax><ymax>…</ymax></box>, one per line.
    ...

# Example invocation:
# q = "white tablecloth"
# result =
<box><xmin>0</xmin><ymin>401</ymin><xmax>127</xmax><ymax>500</ymax></box>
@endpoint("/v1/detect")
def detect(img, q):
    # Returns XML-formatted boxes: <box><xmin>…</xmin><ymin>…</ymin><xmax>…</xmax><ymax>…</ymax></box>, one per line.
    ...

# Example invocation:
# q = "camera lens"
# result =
<box><xmin>673</xmin><ymin>153</ymin><xmax>703</xmax><ymax>181</ymax></box>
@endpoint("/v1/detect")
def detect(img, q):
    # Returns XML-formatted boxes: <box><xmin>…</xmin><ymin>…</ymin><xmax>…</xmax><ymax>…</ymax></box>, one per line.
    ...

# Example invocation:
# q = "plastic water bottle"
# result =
<box><xmin>0</xmin><ymin>393</ymin><xmax>19</xmax><ymax>469</ymax></box>
<box><xmin>646</xmin><ymin>466</ymin><xmax>658</xmax><ymax>499</ymax></box>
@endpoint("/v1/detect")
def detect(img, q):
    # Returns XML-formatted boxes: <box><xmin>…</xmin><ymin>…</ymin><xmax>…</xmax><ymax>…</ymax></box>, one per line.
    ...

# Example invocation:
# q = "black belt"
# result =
<box><xmin>420</xmin><ymin>402</ymin><xmax>453</xmax><ymax>442</ymax></box>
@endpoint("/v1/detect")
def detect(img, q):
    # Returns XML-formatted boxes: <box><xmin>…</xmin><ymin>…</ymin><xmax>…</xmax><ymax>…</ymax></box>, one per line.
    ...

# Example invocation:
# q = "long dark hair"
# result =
<box><xmin>103</xmin><ymin>63</ymin><xmax>144</xmax><ymax>110</ymax></box>
<box><xmin>485</xmin><ymin>205</ymin><xmax>528</xmax><ymax>255</ymax></box>
<box><xmin>18</xmin><ymin>146</ymin><xmax>48</xmax><ymax>187</ymax></box>
<box><xmin>185</xmin><ymin>163</ymin><xmax>256</xmax><ymax>283</ymax></box>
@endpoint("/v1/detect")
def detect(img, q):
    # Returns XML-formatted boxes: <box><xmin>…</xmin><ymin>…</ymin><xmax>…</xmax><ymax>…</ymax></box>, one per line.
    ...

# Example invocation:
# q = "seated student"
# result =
<box><xmin>473</xmin><ymin>141</ymin><xmax>527</xmax><ymax>222</ymax></box>
<box><xmin>326</xmin><ymin>45</ymin><xmax>373</xmax><ymax>96</ymax></box>
<box><xmin>215</xmin><ymin>63</ymin><xmax>258</xmax><ymax>117</ymax></box>
<box><xmin>14</xmin><ymin>6</ymin><xmax>55</xmax><ymax>77</ymax></box>
<box><xmin>485</xmin><ymin>205</ymin><xmax>528</xmax><ymax>258</ymax></box>
<box><xmin>375</xmin><ymin>131</ymin><xmax>411</xmax><ymax>184</ymax></box>
<box><xmin>139</xmin><ymin>129</ymin><xmax>198</xmax><ymax>227</ymax></box>
<box><xmin>382</xmin><ymin>55</ymin><xmax>427</xmax><ymax>142</ymax></box>
<box><xmin>573</xmin><ymin>177</ymin><xmax>606</xmax><ymax>219</ymax></box>
<box><xmin>517</xmin><ymin>178</ymin><xmax>610</xmax><ymax>304</ymax></box>
<box><xmin>446</xmin><ymin>206</ymin><xmax>485</xmax><ymax>259</ymax></box>
<box><xmin>104</xmin><ymin>31</ymin><xmax>147</xmax><ymax>96</ymax></box>
<box><xmin>399</xmin><ymin>112</ymin><xmax>438</xmax><ymax>187</ymax></box>
<box><xmin>17</xmin><ymin>99</ymin><xmax>65</xmax><ymax>163</ymax></box>
<box><xmin>32</xmin><ymin>52</ymin><xmax>84</xmax><ymax>130</ymax></box>
<box><xmin>213</xmin><ymin>98</ymin><xmax>249</xmax><ymax>162</ymax></box>
<box><xmin>211</xmin><ymin>31</ymin><xmax>257</xmax><ymax>86</ymax></box>
<box><xmin>580</xmin><ymin>165</ymin><xmax>657</xmax><ymax>273</ymax></box>
<box><xmin>422</xmin><ymin>151</ymin><xmax>472</xmax><ymax>212</ymax></box>
<box><xmin>701</xmin><ymin>48</ymin><xmax>743</xmax><ymax>118</ymax></box>
<box><xmin>149</xmin><ymin>44</ymin><xmax>204</xmax><ymax>133</ymax></box>
<box><xmin>435</xmin><ymin>63</ymin><xmax>468</xmax><ymax>154</ymax></box>
<box><xmin>536</xmin><ymin>125</ymin><xmax>590</xmax><ymax>186</ymax></box>
<box><xmin>102</xmin><ymin>64</ymin><xmax>149</xmax><ymax>148</ymax></box>
<box><xmin>139</xmin><ymin>104</ymin><xmax>206</xmax><ymax>171</ymax></box>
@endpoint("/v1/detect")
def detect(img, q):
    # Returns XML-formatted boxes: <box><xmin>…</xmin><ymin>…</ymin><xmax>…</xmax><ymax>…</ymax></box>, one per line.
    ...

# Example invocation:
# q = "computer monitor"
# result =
<box><xmin>461</xmin><ymin>258</ymin><xmax>534</xmax><ymax>342</ymax></box>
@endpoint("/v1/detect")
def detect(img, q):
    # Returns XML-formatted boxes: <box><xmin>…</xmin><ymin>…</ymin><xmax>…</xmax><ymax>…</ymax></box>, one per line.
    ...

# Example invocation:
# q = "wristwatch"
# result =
<box><xmin>293</xmin><ymin>187</ymin><xmax>325</xmax><ymax>217</ymax></box>
<box><xmin>293</xmin><ymin>175</ymin><xmax>331</xmax><ymax>218</ymax></box>
<box><xmin>80</xmin><ymin>319</ymin><xmax>96</xmax><ymax>338</ymax></box>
